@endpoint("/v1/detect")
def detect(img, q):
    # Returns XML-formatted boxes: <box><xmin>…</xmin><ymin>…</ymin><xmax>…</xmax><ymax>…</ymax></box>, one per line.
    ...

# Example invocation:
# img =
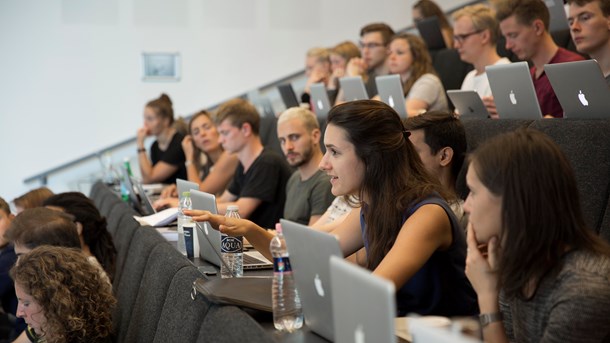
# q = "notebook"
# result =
<box><xmin>310</xmin><ymin>82</ymin><xmax>332</xmax><ymax>119</ymax></box>
<box><xmin>409</xmin><ymin>318</ymin><xmax>482</xmax><ymax>343</ymax></box>
<box><xmin>340</xmin><ymin>76</ymin><xmax>369</xmax><ymax>101</ymax></box>
<box><xmin>486</xmin><ymin>62</ymin><xmax>543</xmax><ymax>119</ymax></box>
<box><xmin>176</xmin><ymin>178</ymin><xmax>199</xmax><ymax>197</ymax></box>
<box><xmin>190</xmin><ymin>190</ymin><xmax>273</xmax><ymax>270</ymax></box>
<box><xmin>446</xmin><ymin>90</ymin><xmax>489</xmax><ymax>119</ymax></box>
<box><xmin>376</xmin><ymin>74</ymin><xmax>407</xmax><ymax>118</ymax></box>
<box><xmin>280</xmin><ymin>219</ymin><xmax>343</xmax><ymax>341</ymax></box>
<box><xmin>278</xmin><ymin>83</ymin><xmax>301</xmax><ymax>109</ymax></box>
<box><xmin>545</xmin><ymin>59</ymin><xmax>610</xmax><ymax>119</ymax></box>
<box><xmin>416</xmin><ymin>16</ymin><xmax>447</xmax><ymax>50</ymax></box>
<box><xmin>330</xmin><ymin>256</ymin><xmax>396</xmax><ymax>343</ymax></box>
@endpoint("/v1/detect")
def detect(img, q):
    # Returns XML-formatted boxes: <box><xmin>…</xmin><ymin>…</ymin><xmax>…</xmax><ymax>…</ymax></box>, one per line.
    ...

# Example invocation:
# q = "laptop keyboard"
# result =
<box><xmin>243</xmin><ymin>254</ymin><xmax>265</xmax><ymax>265</ymax></box>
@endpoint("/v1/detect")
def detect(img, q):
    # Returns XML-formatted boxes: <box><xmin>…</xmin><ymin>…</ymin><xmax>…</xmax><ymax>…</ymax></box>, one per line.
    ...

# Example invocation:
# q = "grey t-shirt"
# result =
<box><xmin>283</xmin><ymin>170</ymin><xmax>334</xmax><ymax>225</ymax></box>
<box><xmin>500</xmin><ymin>249</ymin><xmax>610</xmax><ymax>343</ymax></box>
<box><xmin>406</xmin><ymin>73</ymin><xmax>448</xmax><ymax>112</ymax></box>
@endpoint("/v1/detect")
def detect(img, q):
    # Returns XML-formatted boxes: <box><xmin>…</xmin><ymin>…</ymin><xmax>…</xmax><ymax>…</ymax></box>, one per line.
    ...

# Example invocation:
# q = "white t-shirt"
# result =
<box><xmin>460</xmin><ymin>57</ymin><xmax>511</xmax><ymax>98</ymax></box>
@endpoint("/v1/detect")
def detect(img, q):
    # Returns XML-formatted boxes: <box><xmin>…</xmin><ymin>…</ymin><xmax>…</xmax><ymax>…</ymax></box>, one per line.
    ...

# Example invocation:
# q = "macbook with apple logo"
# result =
<box><xmin>376</xmin><ymin>74</ymin><xmax>407</xmax><ymax>118</ymax></box>
<box><xmin>330</xmin><ymin>256</ymin><xmax>396</xmax><ymax>343</ymax></box>
<box><xmin>446</xmin><ymin>90</ymin><xmax>489</xmax><ymax>119</ymax></box>
<box><xmin>544</xmin><ymin>60</ymin><xmax>610</xmax><ymax>119</ymax></box>
<box><xmin>280</xmin><ymin>219</ymin><xmax>343</xmax><ymax>341</ymax></box>
<box><xmin>486</xmin><ymin>61</ymin><xmax>543</xmax><ymax>119</ymax></box>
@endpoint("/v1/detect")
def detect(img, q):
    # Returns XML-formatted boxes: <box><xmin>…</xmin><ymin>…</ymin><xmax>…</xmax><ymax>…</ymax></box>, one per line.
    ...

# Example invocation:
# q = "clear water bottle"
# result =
<box><xmin>221</xmin><ymin>205</ymin><xmax>243</xmax><ymax>278</ymax></box>
<box><xmin>270</xmin><ymin>223</ymin><xmax>303</xmax><ymax>332</ymax></box>
<box><xmin>176</xmin><ymin>191</ymin><xmax>191</xmax><ymax>257</ymax></box>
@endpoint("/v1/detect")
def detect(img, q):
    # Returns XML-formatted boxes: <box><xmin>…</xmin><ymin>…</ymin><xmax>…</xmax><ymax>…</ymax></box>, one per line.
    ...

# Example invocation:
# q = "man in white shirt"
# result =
<box><xmin>567</xmin><ymin>0</ymin><xmax>610</xmax><ymax>84</ymax></box>
<box><xmin>453</xmin><ymin>4</ymin><xmax>511</xmax><ymax>118</ymax></box>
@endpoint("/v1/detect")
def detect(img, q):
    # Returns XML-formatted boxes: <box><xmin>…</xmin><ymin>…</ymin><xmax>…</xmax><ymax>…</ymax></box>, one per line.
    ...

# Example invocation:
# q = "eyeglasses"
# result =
<box><xmin>359</xmin><ymin>42</ymin><xmax>385</xmax><ymax>50</ymax></box>
<box><xmin>453</xmin><ymin>30</ymin><xmax>483</xmax><ymax>44</ymax></box>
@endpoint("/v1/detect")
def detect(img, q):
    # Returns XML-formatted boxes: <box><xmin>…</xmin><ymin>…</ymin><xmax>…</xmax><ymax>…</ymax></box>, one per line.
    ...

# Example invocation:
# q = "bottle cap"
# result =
<box><xmin>275</xmin><ymin>223</ymin><xmax>282</xmax><ymax>234</ymax></box>
<box><xmin>227</xmin><ymin>205</ymin><xmax>239</xmax><ymax>212</ymax></box>
<box><xmin>182</xmin><ymin>191</ymin><xmax>190</xmax><ymax>197</ymax></box>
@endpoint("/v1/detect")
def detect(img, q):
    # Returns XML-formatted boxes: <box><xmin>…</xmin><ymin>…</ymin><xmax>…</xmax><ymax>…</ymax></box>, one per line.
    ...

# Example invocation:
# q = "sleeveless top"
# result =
<box><xmin>360</xmin><ymin>195</ymin><xmax>478</xmax><ymax>316</ymax></box>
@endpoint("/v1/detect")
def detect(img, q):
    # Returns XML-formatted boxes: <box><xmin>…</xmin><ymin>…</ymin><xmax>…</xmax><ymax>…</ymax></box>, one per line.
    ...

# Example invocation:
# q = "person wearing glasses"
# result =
<box><xmin>344</xmin><ymin>22</ymin><xmax>395</xmax><ymax>98</ymax></box>
<box><xmin>453</xmin><ymin>4</ymin><xmax>510</xmax><ymax>118</ymax></box>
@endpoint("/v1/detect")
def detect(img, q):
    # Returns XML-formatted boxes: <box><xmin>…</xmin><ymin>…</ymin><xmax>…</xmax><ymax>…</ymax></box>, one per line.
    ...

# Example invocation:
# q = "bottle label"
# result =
<box><xmin>221</xmin><ymin>235</ymin><xmax>243</xmax><ymax>253</ymax></box>
<box><xmin>273</xmin><ymin>257</ymin><xmax>292</xmax><ymax>273</ymax></box>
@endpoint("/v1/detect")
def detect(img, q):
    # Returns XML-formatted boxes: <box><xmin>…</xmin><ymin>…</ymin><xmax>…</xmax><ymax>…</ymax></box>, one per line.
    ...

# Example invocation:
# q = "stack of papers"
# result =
<box><xmin>133</xmin><ymin>207</ymin><xmax>179</xmax><ymax>227</ymax></box>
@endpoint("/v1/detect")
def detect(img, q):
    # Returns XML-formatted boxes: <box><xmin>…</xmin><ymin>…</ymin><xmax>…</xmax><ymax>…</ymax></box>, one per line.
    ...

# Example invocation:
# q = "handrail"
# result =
<box><xmin>23</xmin><ymin>0</ymin><xmax>482</xmax><ymax>185</ymax></box>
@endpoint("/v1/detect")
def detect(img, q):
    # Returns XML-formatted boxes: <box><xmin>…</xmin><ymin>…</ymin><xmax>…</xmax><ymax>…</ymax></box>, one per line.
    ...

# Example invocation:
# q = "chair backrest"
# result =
<box><xmin>197</xmin><ymin>304</ymin><xmax>274</xmax><ymax>343</ymax></box>
<box><xmin>113</xmin><ymin>227</ymin><xmax>166</xmax><ymax>343</ymax></box>
<box><xmin>153</xmin><ymin>267</ymin><xmax>211</xmax><ymax>343</ymax></box>
<box><xmin>529</xmin><ymin>119</ymin><xmax>610</xmax><ymax>235</ymax></box>
<box><xmin>111</xmin><ymin>213</ymin><xmax>140</xmax><ymax>289</ymax></box>
<box><xmin>124</xmin><ymin>243</ymin><xmax>191</xmax><ymax>343</ymax></box>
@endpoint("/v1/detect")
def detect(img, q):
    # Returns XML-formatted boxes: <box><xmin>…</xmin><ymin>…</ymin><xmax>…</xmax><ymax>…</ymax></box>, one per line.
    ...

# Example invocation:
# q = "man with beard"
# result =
<box><xmin>277</xmin><ymin>107</ymin><xmax>334</xmax><ymax>225</ymax></box>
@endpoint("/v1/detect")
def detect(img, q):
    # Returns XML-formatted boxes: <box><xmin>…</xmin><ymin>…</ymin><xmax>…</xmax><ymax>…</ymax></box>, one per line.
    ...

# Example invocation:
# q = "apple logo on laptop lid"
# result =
<box><xmin>578</xmin><ymin>90</ymin><xmax>589</xmax><ymax>106</ymax></box>
<box><xmin>509</xmin><ymin>90</ymin><xmax>517</xmax><ymax>105</ymax></box>
<box><xmin>314</xmin><ymin>274</ymin><xmax>325</xmax><ymax>297</ymax></box>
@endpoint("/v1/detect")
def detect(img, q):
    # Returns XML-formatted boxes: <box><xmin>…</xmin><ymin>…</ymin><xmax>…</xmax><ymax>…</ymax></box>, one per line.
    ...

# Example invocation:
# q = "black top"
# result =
<box><xmin>150</xmin><ymin>132</ymin><xmax>187</xmax><ymax>184</ymax></box>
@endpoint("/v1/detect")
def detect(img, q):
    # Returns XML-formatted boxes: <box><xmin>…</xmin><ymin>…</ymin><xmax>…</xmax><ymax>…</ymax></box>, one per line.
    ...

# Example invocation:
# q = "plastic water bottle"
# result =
<box><xmin>270</xmin><ymin>223</ymin><xmax>303</xmax><ymax>332</ymax></box>
<box><xmin>176</xmin><ymin>191</ymin><xmax>191</xmax><ymax>257</ymax></box>
<box><xmin>123</xmin><ymin>157</ymin><xmax>133</xmax><ymax>177</ymax></box>
<box><xmin>221</xmin><ymin>205</ymin><xmax>243</xmax><ymax>278</ymax></box>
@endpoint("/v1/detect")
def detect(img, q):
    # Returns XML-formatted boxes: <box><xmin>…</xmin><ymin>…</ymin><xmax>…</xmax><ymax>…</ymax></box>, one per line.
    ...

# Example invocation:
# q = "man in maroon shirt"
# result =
<box><xmin>495</xmin><ymin>0</ymin><xmax>584</xmax><ymax>118</ymax></box>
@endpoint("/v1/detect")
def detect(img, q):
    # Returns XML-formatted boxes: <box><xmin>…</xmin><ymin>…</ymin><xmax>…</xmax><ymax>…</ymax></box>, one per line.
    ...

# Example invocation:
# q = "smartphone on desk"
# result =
<box><xmin>198</xmin><ymin>265</ymin><xmax>217</xmax><ymax>276</ymax></box>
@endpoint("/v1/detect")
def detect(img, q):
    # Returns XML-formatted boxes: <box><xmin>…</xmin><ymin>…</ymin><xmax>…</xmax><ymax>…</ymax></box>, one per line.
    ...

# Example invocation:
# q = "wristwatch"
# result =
<box><xmin>479</xmin><ymin>312</ymin><xmax>503</xmax><ymax>328</ymax></box>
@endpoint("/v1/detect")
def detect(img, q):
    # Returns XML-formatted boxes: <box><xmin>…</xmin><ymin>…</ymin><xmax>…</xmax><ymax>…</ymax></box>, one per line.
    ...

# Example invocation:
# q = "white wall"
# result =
<box><xmin>0</xmin><ymin>0</ymin><xmax>467</xmax><ymax>202</ymax></box>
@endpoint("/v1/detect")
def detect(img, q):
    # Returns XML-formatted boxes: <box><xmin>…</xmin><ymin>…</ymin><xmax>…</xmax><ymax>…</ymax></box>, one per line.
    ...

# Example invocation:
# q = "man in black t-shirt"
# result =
<box><xmin>214</xmin><ymin>99</ymin><xmax>292</xmax><ymax>229</ymax></box>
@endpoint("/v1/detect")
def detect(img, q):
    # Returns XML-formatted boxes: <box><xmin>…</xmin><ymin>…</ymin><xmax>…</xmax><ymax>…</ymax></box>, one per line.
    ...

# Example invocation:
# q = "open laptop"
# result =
<box><xmin>376</xmin><ymin>74</ymin><xmax>407</xmax><ymax>118</ymax></box>
<box><xmin>190</xmin><ymin>190</ymin><xmax>272</xmax><ymax>270</ymax></box>
<box><xmin>486</xmin><ymin>61</ymin><xmax>543</xmax><ymax>119</ymax></box>
<box><xmin>446</xmin><ymin>90</ymin><xmax>489</xmax><ymax>119</ymax></box>
<box><xmin>545</xmin><ymin>60</ymin><xmax>610</xmax><ymax>119</ymax></box>
<box><xmin>310</xmin><ymin>82</ymin><xmax>332</xmax><ymax>119</ymax></box>
<box><xmin>409</xmin><ymin>318</ymin><xmax>481</xmax><ymax>343</ymax></box>
<box><xmin>176</xmin><ymin>178</ymin><xmax>199</xmax><ymax>197</ymax></box>
<box><xmin>281</xmin><ymin>219</ymin><xmax>343</xmax><ymax>341</ymax></box>
<box><xmin>330</xmin><ymin>256</ymin><xmax>396</xmax><ymax>343</ymax></box>
<box><xmin>340</xmin><ymin>76</ymin><xmax>369</xmax><ymax>101</ymax></box>
<box><xmin>120</xmin><ymin>165</ymin><xmax>155</xmax><ymax>216</ymax></box>
<box><xmin>415</xmin><ymin>16</ymin><xmax>446</xmax><ymax>50</ymax></box>
<box><xmin>278</xmin><ymin>83</ymin><xmax>301</xmax><ymax>109</ymax></box>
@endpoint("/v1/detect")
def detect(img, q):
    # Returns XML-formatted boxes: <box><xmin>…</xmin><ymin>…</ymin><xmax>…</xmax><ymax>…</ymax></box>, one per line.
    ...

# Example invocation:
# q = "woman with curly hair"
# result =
<box><xmin>43</xmin><ymin>192</ymin><xmax>117</xmax><ymax>281</ymax></box>
<box><xmin>11</xmin><ymin>246</ymin><xmax>116</xmax><ymax>343</ymax></box>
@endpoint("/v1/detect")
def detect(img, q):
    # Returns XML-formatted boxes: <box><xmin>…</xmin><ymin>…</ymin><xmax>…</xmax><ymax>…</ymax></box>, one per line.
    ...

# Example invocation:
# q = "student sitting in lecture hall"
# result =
<box><xmin>136</xmin><ymin>93</ymin><xmax>187</xmax><ymax>184</ymax></box>
<box><xmin>464</xmin><ymin>129</ymin><xmax>610</xmax><ymax>342</ymax></box>
<box><xmin>187</xmin><ymin>100</ymin><xmax>478</xmax><ymax>317</ymax></box>
<box><xmin>568</xmin><ymin>0</ymin><xmax>610</xmax><ymax>83</ymax></box>
<box><xmin>12</xmin><ymin>187</ymin><xmax>54</xmax><ymax>215</ymax></box>
<box><xmin>154</xmin><ymin>110</ymin><xmax>239</xmax><ymax>209</ymax></box>
<box><xmin>384</xmin><ymin>33</ymin><xmax>448</xmax><ymax>116</ymax></box>
<box><xmin>11</xmin><ymin>246</ymin><xmax>115</xmax><ymax>343</ymax></box>
<box><xmin>493</xmin><ymin>0</ymin><xmax>584</xmax><ymax>118</ymax></box>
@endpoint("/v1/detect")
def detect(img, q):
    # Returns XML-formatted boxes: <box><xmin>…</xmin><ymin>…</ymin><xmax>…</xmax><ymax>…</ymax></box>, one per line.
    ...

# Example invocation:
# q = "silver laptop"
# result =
<box><xmin>281</xmin><ymin>219</ymin><xmax>343</xmax><ymax>341</ymax></box>
<box><xmin>376</xmin><ymin>74</ymin><xmax>407</xmax><ymax>118</ymax></box>
<box><xmin>545</xmin><ymin>60</ymin><xmax>610</xmax><ymax>119</ymax></box>
<box><xmin>486</xmin><ymin>61</ymin><xmax>543</xmax><ymax>119</ymax></box>
<box><xmin>446</xmin><ymin>90</ymin><xmax>489</xmax><ymax>119</ymax></box>
<box><xmin>409</xmin><ymin>318</ymin><xmax>481</xmax><ymax>343</ymax></box>
<box><xmin>176</xmin><ymin>178</ymin><xmax>199</xmax><ymax>197</ymax></box>
<box><xmin>330</xmin><ymin>256</ymin><xmax>396</xmax><ymax>343</ymax></box>
<box><xmin>340</xmin><ymin>76</ymin><xmax>369</xmax><ymax>101</ymax></box>
<box><xmin>190</xmin><ymin>190</ymin><xmax>272</xmax><ymax>270</ymax></box>
<box><xmin>132</xmin><ymin>178</ymin><xmax>156</xmax><ymax>215</ymax></box>
<box><xmin>310</xmin><ymin>82</ymin><xmax>332</xmax><ymax>118</ymax></box>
